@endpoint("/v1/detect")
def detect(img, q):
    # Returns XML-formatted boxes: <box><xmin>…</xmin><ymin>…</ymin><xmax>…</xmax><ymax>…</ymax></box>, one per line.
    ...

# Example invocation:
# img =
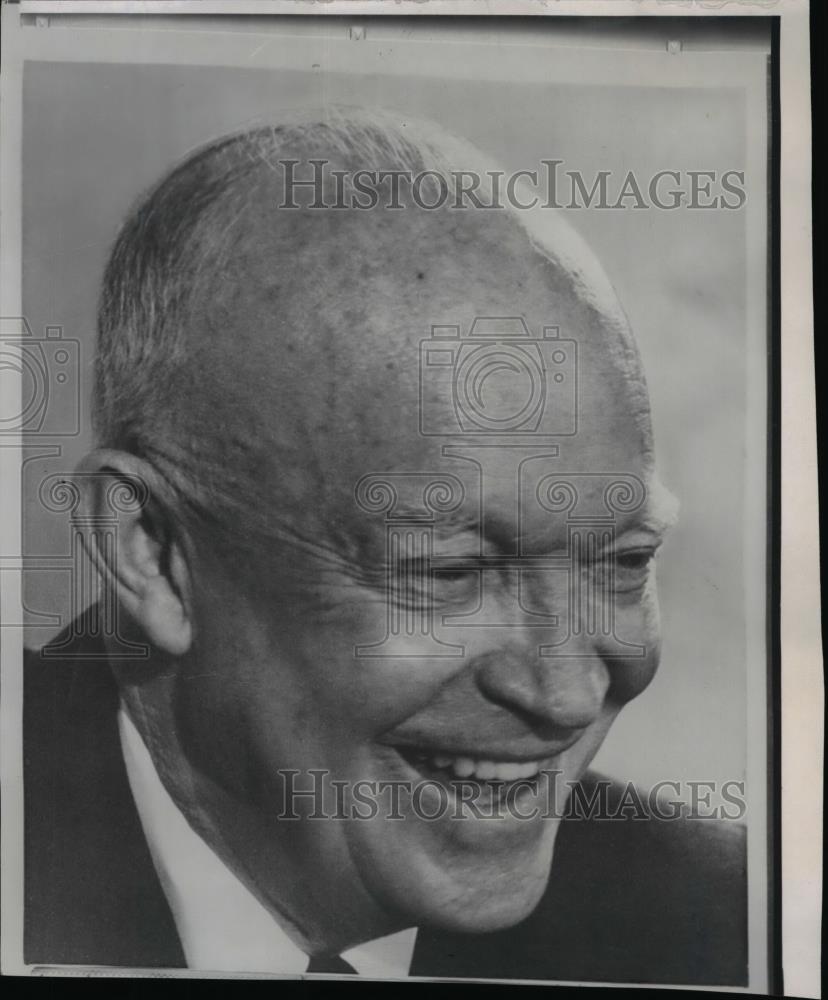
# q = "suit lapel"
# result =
<box><xmin>24</xmin><ymin>616</ymin><xmax>185</xmax><ymax>968</ymax></box>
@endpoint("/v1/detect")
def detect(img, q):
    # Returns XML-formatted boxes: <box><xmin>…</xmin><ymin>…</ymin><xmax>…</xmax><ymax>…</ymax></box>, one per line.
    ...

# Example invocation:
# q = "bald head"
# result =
<box><xmin>94</xmin><ymin>107</ymin><xmax>654</xmax><ymax>566</ymax></box>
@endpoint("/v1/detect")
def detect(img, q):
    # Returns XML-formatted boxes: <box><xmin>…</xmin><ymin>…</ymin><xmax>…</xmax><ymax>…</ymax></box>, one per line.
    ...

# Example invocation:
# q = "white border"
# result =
<box><xmin>0</xmin><ymin>3</ymin><xmax>820</xmax><ymax>995</ymax></box>
<box><xmin>777</xmin><ymin>7</ymin><xmax>821</xmax><ymax>1000</ymax></box>
<box><xmin>14</xmin><ymin>1</ymin><xmax>787</xmax><ymax>15</ymax></box>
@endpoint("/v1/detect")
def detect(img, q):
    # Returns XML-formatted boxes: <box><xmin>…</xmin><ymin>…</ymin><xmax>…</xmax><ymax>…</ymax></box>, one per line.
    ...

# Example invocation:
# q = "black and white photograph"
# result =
<box><xmin>0</xmin><ymin>2</ymin><xmax>820</xmax><ymax>992</ymax></box>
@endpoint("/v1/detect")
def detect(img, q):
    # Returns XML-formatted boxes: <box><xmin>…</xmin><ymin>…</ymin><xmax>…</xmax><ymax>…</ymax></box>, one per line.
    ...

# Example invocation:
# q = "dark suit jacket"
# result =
<box><xmin>24</xmin><ymin>616</ymin><xmax>748</xmax><ymax>984</ymax></box>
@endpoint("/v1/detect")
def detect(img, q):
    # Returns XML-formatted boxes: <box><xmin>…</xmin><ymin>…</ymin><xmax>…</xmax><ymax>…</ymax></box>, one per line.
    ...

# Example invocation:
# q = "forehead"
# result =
<box><xmin>194</xmin><ymin>200</ymin><xmax>653</xmax><ymax>539</ymax></box>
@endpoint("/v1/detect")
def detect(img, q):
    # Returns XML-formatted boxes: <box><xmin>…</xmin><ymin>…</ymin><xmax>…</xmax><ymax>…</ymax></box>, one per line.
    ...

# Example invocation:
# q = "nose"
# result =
<box><xmin>469</xmin><ymin>571</ymin><xmax>612</xmax><ymax>729</ymax></box>
<box><xmin>474</xmin><ymin>646</ymin><xmax>611</xmax><ymax>730</ymax></box>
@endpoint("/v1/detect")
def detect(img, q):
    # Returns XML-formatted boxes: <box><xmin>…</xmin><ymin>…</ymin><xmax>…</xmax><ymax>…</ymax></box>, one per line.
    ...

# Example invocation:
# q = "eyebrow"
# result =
<box><xmin>388</xmin><ymin>504</ymin><xmax>480</xmax><ymax>534</ymax></box>
<box><xmin>389</xmin><ymin>475</ymin><xmax>680</xmax><ymax>549</ymax></box>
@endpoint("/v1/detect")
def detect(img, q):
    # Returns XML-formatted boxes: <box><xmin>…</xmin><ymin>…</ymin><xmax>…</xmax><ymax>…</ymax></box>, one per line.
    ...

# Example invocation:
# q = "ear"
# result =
<box><xmin>75</xmin><ymin>449</ymin><xmax>193</xmax><ymax>656</ymax></box>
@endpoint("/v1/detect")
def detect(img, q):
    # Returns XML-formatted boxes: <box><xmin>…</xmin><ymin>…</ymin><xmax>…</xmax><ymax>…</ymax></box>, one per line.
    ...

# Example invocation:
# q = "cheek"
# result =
<box><xmin>600</xmin><ymin>578</ymin><xmax>662</xmax><ymax>705</ymax></box>
<box><xmin>244</xmin><ymin>582</ymin><xmax>463</xmax><ymax>738</ymax></box>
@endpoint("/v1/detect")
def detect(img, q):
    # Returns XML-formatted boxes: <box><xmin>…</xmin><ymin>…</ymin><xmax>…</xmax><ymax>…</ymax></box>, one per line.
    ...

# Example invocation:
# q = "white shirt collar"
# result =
<box><xmin>118</xmin><ymin>706</ymin><xmax>418</xmax><ymax>977</ymax></box>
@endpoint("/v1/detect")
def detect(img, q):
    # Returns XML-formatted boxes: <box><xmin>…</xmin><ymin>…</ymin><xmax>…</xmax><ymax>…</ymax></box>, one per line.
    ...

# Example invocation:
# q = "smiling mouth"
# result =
<box><xmin>390</xmin><ymin>745</ymin><xmax>575</xmax><ymax>809</ymax></box>
<box><xmin>398</xmin><ymin>749</ymin><xmax>548</xmax><ymax>783</ymax></box>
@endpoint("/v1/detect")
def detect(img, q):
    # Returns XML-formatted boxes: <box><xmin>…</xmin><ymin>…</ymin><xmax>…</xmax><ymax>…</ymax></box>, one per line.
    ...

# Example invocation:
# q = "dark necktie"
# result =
<box><xmin>306</xmin><ymin>953</ymin><xmax>358</xmax><ymax>975</ymax></box>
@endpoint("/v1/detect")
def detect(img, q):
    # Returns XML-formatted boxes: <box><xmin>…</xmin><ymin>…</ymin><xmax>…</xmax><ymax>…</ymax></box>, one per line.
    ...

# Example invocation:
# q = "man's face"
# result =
<box><xmin>159</xmin><ymin>207</ymin><xmax>673</xmax><ymax>946</ymax></box>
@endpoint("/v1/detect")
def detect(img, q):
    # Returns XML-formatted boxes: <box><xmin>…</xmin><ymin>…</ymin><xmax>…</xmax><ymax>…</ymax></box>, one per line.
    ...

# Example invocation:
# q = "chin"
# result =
<box><xmin>385</xmin><ymin>857</ymin><xmax>551</xmax><ymax>936</ymax></box>
<box><xmin>433</xmin><ymin>879</ymin><xmax>549</xmax><ymax>935</ymax></box>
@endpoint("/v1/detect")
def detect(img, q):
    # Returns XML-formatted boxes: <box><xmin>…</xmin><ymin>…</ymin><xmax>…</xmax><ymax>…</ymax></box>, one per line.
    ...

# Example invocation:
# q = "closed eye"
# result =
<box><xmin>389</xmin><ymin>559</ymin><xmax>480</xmax><ymax>609</ymax></box>
<box><xmin>615</xmin><ymin>550</ymin><xmax>655</xmax><ymax>571</ymax></box>
<box><xmin>600</xmin><ymin>546</ymin><xmax>659</xmax><ymax>592</ymax></box>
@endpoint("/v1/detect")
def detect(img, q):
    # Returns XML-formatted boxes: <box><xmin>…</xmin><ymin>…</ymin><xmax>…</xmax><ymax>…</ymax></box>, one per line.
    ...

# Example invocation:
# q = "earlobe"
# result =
<box><xmin>75</xmin><ymin>449</ymin><xmax>194</xmax><ymax>657</ymax></box>
<box><xmin>139</xmin><ymin>573</ymin><xmax>193</xmax><ymax>656</ymax></box>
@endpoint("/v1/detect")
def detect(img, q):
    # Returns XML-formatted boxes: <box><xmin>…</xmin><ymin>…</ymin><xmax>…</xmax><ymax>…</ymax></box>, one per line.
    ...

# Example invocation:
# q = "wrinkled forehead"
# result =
<box><xmin>188</xmin><ymin>198</ymin><xmax>655</xmax><ymax>539</ymax></box>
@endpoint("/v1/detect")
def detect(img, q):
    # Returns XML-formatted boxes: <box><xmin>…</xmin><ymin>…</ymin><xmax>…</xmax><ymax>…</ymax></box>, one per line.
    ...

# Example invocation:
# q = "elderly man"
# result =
<box><xmin>24</xmin><ymin>108</ymin><xmax>746</xmax><ymax>983</ymax></box>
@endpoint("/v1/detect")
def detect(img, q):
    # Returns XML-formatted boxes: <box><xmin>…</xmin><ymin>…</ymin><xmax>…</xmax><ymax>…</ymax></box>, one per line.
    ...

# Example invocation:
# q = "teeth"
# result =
<box><xmin>475</xmin><ymin>761</ymin><xmax>497</xmax><ymax>780</ymax></box>
<box><xmin>453</xmin><ymin>757</ymin><xmax>476</xmax><ymax>778</ymax></box>
<box><xmin>423</xmin><ymin>754</ymin><xmax>542</xmax><ymax>781</ymax></box>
